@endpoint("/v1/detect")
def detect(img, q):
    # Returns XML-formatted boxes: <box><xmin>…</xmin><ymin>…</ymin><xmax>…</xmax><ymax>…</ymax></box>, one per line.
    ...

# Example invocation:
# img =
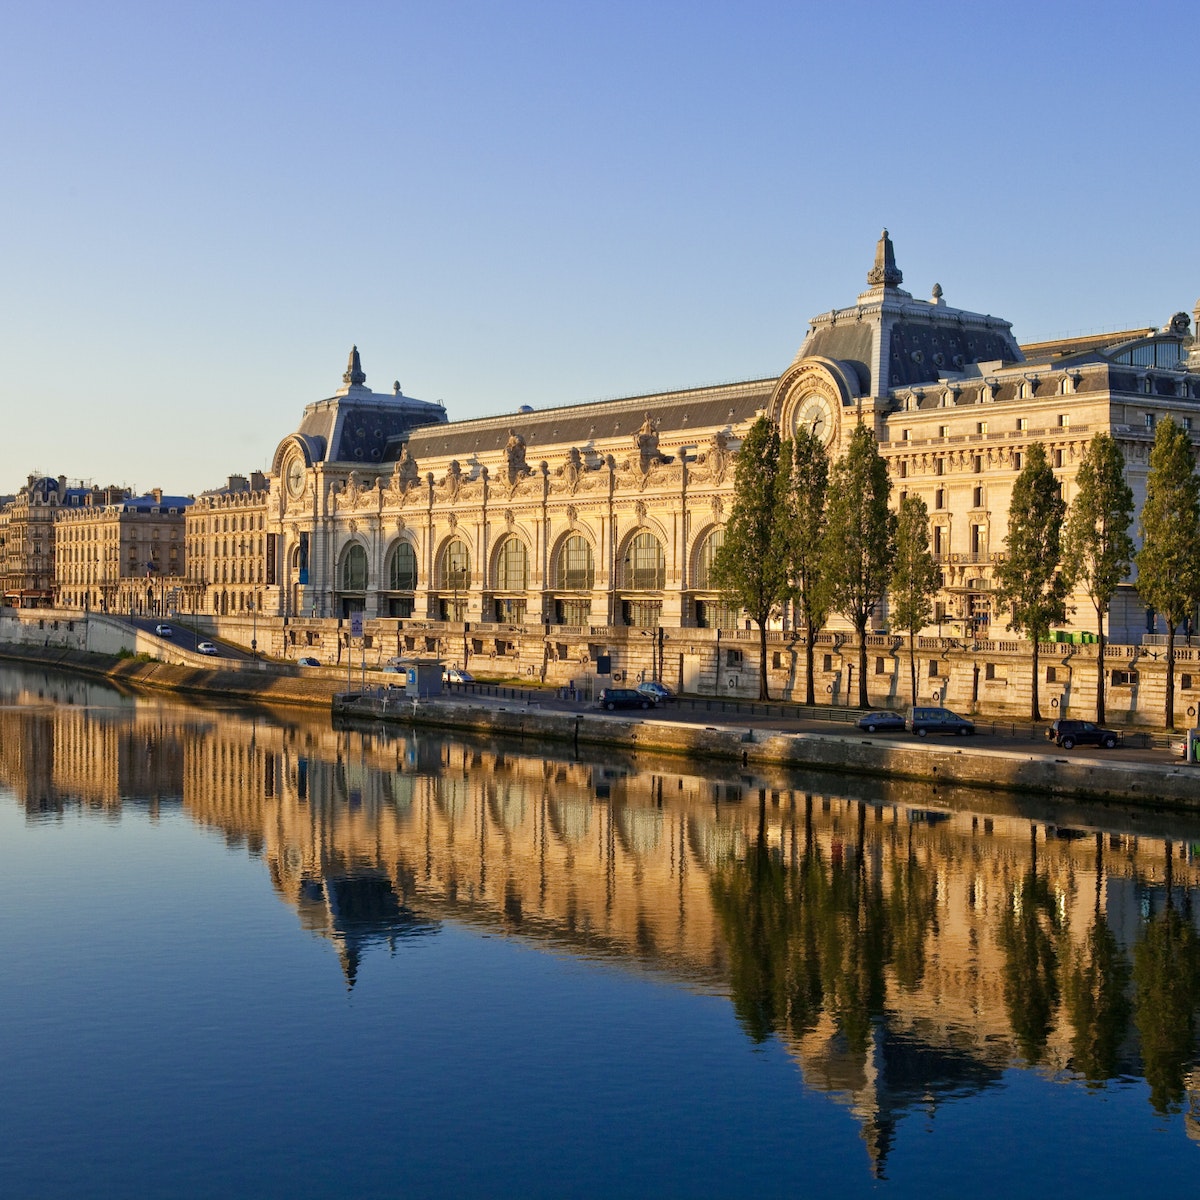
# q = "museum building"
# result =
<box><xmin>239</xmin><ymin>233</ymin><xmax>1199</xmax><ymax>699</ymax></box>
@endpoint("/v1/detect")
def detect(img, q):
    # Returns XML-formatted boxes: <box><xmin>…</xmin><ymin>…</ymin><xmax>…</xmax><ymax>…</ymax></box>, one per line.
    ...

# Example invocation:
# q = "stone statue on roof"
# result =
<box><xmin>505</xmin><ymin>429</ymin><xmax>532</xmax><ymax>487</ymax></box>
<box><xmin>634</xmin><ymin>413</ymin><xmax>667</xmax><ymax>474</ymax></box>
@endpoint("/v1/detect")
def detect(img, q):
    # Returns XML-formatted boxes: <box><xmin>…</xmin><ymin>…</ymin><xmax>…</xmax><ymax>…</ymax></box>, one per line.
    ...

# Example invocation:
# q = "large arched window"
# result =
<box><xmin>556</xmin><ymin>535</ymin><xmax>594</xmax><ymax>590</ymax></box>
<box><xmin>693</xmin><ymin>527</ymin><xmax>724</xmax><ymax>589</ymax></box>
<box><xmin>388</xmin><ymin>541</ymin><xmax>417</xmax><ymax>590</ymax></box>
<box><xmin>495</xmin><ymin>537</ymin><xmax>528</xmax><ymax>591</ymax></box>
<box><xmin>439</xmin><ymin>539</ymin><xmax>471</xmax><ymax>590</ymax></box>
<box><xmin>342</xmin><ymin>544</ymin><xmax>368</xmax><ymax>591</ymax></box>
<box><xmin>623</xmin><ymin>531</ymin><xmax>665</xmax><ymax>590</ymax></box>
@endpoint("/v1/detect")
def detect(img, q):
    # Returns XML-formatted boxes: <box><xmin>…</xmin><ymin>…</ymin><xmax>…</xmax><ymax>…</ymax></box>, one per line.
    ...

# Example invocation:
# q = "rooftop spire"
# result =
<box><xmin>342</xmin><ymin>345</ymin><xmax>366</xmax><ymax>387</ymax></box>
<box><xmin>867</xmin><ymin>229</ymin><xmax>903</xmax><ymax>289</ymax></box>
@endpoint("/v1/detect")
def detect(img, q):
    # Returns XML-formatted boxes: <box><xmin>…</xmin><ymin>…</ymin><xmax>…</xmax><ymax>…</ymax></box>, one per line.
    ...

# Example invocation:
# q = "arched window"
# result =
<box><xmin>556</xmin><ymin>535</ymin><xmax>594</xmax><ymax>590</ymax></box>
<box><xmin>623</xmin><ymin>531</ymin><xmax>665</xmax><ymax>589</ymax></box>
<box><xmin>693</xmin><ymin>527</ymin><xmax>724</xmax><ymax>589</ymax></box>
<box><xmin>495</xmin><ymin>537</ymin><xmax>528</xmax><ymax>591</ymax></box>
<box><xmin>440</xmin><ymin>539</ymin><xmax>471</xmax><ymax>590</ymax></box>
<box><xmin>342</xmin><ymin>543</ymin><xmax>368</xmax><ymax>591</ymax></box>
<box><xmin>388</xmin><ymin>542</ymin><xmax>417</xmax><ymax>590</ymax></box>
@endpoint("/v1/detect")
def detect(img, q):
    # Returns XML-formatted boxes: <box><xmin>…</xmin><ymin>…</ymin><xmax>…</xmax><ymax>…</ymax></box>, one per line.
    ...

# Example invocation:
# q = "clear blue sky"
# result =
<box><xmin>1</xmin><ymin>0</ymin><xmax>1196</xmax><ymax>496</ymax></box>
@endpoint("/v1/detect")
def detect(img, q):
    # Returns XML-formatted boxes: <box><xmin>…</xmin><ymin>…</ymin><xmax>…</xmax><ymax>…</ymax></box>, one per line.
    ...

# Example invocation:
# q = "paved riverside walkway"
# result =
<box><xmin>426</xmin><ymin>680</ymin><xmax>1188</xmax><ymax>770</ymax></box>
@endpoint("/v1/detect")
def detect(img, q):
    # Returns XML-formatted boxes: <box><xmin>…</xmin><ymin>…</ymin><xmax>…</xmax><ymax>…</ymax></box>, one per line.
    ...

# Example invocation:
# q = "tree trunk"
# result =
<box><xmin>1031</xmin><ymin>637</ymin><xmax>1041</xmax><ymax>722</ymax></box>
<box><xmin>758</xmin><ymin>618</ymin><xmax>770</xmax><ymax>701</ymax></box>
<box><xmin>857</xmin><ymin>619</ymin><xmax>869</xmax><ymax>709</ymax></box>
<box><xmin>1095</xmin><ymin>603</ymin><xmax>1106</xmax><ymax>726</ymax></box>
<box><xmin>908</xmin><ymin>630</ymin><xmax>917</xmax><ymax>707</ymax></box>
<box><xmin>1166</xmin><ymin>623</ymin><xmax>1176</xmax><ymax>729</ymax></box>
<box><xmin>805</xmin><ymin>627</ymin><xmax>817</xmax><ymax>706</ymax></box>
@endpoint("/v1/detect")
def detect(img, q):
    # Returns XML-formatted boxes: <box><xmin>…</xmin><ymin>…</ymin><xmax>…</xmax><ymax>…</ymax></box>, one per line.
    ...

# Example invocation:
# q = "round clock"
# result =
<box><xmin>287</xmin><ymin>458</ymin><xmax>306</xmax><ymax>498</ymax></box>
<box><xmin>795</xmin><ymin>394</ymin><xmax>835</xmax><ymax>447</ymax></box>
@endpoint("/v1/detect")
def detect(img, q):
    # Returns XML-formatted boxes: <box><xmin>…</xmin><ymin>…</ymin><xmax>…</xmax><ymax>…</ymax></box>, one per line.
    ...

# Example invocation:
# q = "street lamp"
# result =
<box><xmin>250</xmin><ymin>596</ymin><xmax>257</xmax><ymax>657</ymax></box>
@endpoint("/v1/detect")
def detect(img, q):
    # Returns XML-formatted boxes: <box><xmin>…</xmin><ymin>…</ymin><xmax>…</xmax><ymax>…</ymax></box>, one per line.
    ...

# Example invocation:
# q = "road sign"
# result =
<box><xmin>350</xmin><ymin>611</ymin><xmax>364</xmax><ymax>638</ymax></box>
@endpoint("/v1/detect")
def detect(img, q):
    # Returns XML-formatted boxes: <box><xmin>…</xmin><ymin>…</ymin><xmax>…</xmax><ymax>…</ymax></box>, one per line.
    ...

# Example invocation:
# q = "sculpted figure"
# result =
<box><xmin>395</xmin><ymin>446</ymin><xmax>419</xmax><ymax>494</ymax></box>
<box><xmin>505</xmin><ymin>429</ymin><xmax>532</xmax><ymax>487</ymax></box>
<box><xmin>634</xmin><ymin>412</ymin><xmax>667</xmax><ymax>473</ymax></box>
<box><xmin>444</xmin><ymin>459</ymin><xmax>463</xmax><ymax>502</ymax></box>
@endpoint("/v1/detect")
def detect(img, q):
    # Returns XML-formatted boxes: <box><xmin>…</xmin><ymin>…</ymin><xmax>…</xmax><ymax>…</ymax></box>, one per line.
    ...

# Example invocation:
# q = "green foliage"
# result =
<box><xmin>778</xmin><ymin>428</ymin><xmax>830</xmax><ymax>704</ymax></box>
<box><xmin>1062</xmin><ymin>433</ymin><xmax>1134</xmax><ymax>723</ymax></box>
<box><xmin>711</xmin><ymin>416</ymin><xmax>789</xmax><ymax>698</ymax></box>
<box><xmin>1064</xmin><ymin>433</ymin><xmax>1135</xmax><ymax>609</ymax></box>
<box><xmin>822</xmin><ymin>423</ymin><xmax>894</xmax><ymax>707</ymax></box>
<box><xmin>1135</xmin><ymin>417</ymin><xmax>1200</xmax><ymax>727</ymax></box>
<box><xmin>891</xmin><ymin>495</ymin><xmax>939</xmax><ymax>705</ymax></box>
<box><xmin>994</xmin><ymin>442</ymin><xmax>1067</xmax><ymax>719</ymax></box>
<box><xmin>996</xmin><ymin>442</ymin><xmax>1068</xmax><ymax>641</ymax></box>
<box><xmin>711</xmin><ymin>417</ymin><xmax>787</xmax><ymax>622</ymax></box>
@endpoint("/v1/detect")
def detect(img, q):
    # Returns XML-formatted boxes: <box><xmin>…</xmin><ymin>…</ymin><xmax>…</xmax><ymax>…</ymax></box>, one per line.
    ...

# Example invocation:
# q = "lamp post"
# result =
<box><xmin>250</xmin><ymin>597</ymin><xmax>257</xmax><ymax>658</ymax></box>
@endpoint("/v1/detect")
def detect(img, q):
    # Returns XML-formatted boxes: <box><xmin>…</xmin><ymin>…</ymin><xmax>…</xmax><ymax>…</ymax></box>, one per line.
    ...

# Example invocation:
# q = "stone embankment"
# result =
<box><xmin>3</xmin><ymin>640</ymin><xmax>1198</xmax><ymax>810</ymax></box>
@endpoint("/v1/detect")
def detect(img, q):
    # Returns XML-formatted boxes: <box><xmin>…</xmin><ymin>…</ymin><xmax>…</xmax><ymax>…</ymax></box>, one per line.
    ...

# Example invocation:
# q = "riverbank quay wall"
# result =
<box><xmin>4</xmin><ymin>610</ymin><xmax>1199</xmax><ymax>808</ymax></box>
<box><xmin>330</xmin><ymin>691</ymin><xmax>1200</xmax><ymax>809</ymax></box>
<box><xmin>13</xmin><ymin>605</ymin><xmax>1200</xmax><ymax>728</ymax></box>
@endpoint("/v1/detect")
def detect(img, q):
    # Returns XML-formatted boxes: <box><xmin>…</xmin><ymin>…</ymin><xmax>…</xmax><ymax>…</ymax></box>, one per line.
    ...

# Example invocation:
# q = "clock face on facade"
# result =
<box><xmin>287</xmin><ymin>458</ymin><xmax>306</xmax><ymax>498</ymax></box>
<box><xmin>795</xmin><ymin>394</ymin><xmax>835</xmax><ymax>447</ymax></box>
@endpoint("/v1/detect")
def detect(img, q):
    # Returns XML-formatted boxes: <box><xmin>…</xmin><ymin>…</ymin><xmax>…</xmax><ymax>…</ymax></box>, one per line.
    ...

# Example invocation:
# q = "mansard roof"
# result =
<box><xmin>403</xmin><ymin>377</ymin><xmax>774</xmax><ymax>462</ymax></box>
<box><xmin>794</xmin><ymin>231</ymin><xmax>1025</xmax><ymax>398</ymax></box>
<box><xmin>288</xmin><ymin>347</ymin><xmax>448</xmax><ymax>466</ymax></box>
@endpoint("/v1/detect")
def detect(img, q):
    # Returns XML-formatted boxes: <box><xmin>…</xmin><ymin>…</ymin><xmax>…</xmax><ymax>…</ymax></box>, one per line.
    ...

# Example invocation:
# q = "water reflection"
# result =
<box><xmin>2</xmin><ymin>664</ymin><xmax>1200</xmax><ymax>1170</ymax></box>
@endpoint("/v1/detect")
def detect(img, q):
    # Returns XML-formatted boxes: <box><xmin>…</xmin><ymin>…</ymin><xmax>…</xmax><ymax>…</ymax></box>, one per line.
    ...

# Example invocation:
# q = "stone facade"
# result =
<box><xmin>250</xmin><ymin>233</ymin><xmax>1199</xmax><ymax>706</ymax></box>
<box><xmin>0</xmin><ymin>476</ymin><xmax>117</xmax><ymax>607</ymax></box>
<box><xmin>182</xmin><ymin>472</ymin><xmax>270</xmax><ymax>618</ymax></box>
<box><xmin>54</xmin><ymin>488</ymin><xmax>191</xmax><ymax>615</ymax></box>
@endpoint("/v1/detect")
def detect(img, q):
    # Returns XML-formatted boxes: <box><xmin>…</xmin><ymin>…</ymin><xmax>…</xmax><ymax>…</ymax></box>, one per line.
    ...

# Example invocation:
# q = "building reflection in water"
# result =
<box><xmin>1</xmin><ymin>670</ymin><xmax>1199</xmax><ymax>1174</ymax></box>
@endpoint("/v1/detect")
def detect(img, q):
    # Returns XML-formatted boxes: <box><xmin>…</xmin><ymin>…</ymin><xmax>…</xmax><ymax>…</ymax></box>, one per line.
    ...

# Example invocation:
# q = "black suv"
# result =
<box><xmin>1046</xmin><ymin>719</ymin><xmax>1119</xmax><ymax>750</ymax></box>
<box><xmin>597</xmin><ymin>687</ymin><xmax>652</xmax><ymax>711</ymax></box>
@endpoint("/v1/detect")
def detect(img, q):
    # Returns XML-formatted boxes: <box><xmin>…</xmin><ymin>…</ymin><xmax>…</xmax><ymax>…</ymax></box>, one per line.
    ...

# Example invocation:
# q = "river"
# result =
<box><xmin>0</xmin><ymin>662</ymin><xmax>1198</xmax><ymax>1197</ymax></box>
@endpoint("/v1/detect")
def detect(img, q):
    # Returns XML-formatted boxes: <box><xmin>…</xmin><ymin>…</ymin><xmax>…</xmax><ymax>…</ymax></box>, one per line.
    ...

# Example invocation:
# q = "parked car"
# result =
<box><xmin>381</xmin><ymin>664</ymin><xmax>405</xmax><ymax>675</ymax></box>
<box><xmin>297</xmin><ymin>656</ymin><xmax>320</xmax><ymax>667</ymax></box>
<box><xmin>857</xmin><ymin>710</ymin><xmax>905</xmax><ymax>733</ymax></box>
<box><xmin>443</xmin><ymin>667</ymin><xmax>475</xmax><ymax>684</ymax></box>
<box><xmin>906</xmin><ymin>706</ymin><xmax>976</xmax><ymax>736</ymax></box>
<box><xmin>636</xmin><ymin>681</ymin><xmax>674</xmax><ymax>704</ymax></box>
<box><xmin>1046</xmin><ymin>719</ymin><xmax>1120</xmax><ymax>750</ymax></box>
<box><xmin>196</xmin><ymin>641</ymin><xmax>218</xmax><ymax>656</ymax></box>
<box><xmin>154</xmin><ymin>623</ymin><xmax>173</xmax><ymax>638</ymax></box>
<box><xmin>597</xmin><ymin>687</ymin><xmax>652</xmax><ymax>711</ymax></box>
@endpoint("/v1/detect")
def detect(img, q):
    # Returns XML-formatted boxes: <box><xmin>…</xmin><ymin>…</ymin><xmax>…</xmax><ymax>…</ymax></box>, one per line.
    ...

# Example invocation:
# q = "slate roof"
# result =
<box><xmin>405</xmin><ymin>379</ymin><xmax>776</xmax><ymax>461</ymax></box>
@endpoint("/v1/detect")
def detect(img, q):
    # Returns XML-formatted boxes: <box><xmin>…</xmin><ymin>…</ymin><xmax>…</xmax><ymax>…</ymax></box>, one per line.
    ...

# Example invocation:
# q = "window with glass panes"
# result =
<box><xmin>624</xmin><ymin>531</ymin><xmax>665</xmax><ymax>589</ymax></box>
<box><xmin>556</xmin><ymin>535</ymin><xmax>594</xmax><ymax>590</ymax></box>
<box><xmin>495</xmin><ymin>537</ymin><xmax>528</xmax><ymax>591</ymax></box>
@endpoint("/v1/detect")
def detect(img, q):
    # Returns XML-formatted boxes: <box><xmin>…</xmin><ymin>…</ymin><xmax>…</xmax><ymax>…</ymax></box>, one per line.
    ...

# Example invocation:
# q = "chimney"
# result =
<box><xmin>152</xmin><ymin>488</ymin><xmax>163</xmax><ymax>504</ymax></box>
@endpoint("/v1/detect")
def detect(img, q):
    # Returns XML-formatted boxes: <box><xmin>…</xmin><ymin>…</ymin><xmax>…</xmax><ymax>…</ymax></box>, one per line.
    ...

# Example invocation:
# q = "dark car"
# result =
<box><xmin>1046</xmin><ymin>718</ymin><xmax>1119</xmax><ymax>750</ymax></box>
<box><xmin>857</xmin><ymin>710</ymin><xmax>906</xmax><ymax>733</ymax></box>
<box><xmin>597</xmin><ymin>687</ymin><xmax>652</xmax><ymax>711</ymax></box>
<box><xmin>297</xmin><ymin>656</ymin><xmax>320</xmax><ymax>668</ymax></box>
<box><xmin>906</xmin><ymin>706</ymin><xmax>976</xmax><ymax>736</ymax></box>
<box><xmin>636</xmin><ymin>681</ymin><xmax>674</xmax><ymax>704</ymax></box>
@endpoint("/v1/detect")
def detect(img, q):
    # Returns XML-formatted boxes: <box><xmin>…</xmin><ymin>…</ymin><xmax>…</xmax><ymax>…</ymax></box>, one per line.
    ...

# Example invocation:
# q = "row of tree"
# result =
<box><xmin>711</xmin><ymin>414</ymin><xmax>1200</xmax><ymax>726</ymax></box>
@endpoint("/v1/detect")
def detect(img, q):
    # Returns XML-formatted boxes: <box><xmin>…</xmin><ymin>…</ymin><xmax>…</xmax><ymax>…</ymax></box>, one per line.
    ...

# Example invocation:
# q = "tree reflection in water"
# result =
<box><xmin>1133</xmin><ymin>842</ymin><xmax>1200</xmax><ymax>1114</ymax></box>
<box><xmin>711</xmin><ymin>799</ymin><xmax>1200</xmax><ymax>1123</ymax></box>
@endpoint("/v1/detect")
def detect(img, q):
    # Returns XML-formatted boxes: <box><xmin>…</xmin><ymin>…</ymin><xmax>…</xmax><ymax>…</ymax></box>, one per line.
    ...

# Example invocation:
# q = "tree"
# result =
<box><xmin>890</xmin><ymin>495</ymin><xmax>940</xmax><ymax>707</ymax></box>
<box><xmin>710</xmin><ymin>416</ymin><xmax>789</xmax><ymax>700</ymax></box>
<box><xmin>994</xmin><ymin>442</ymin><xmax>1067</xmax><ymax>721</ymax></box>
<box><xmin>823</xmin><ymin>423</ymin><xmax>895</xmax><ymax>709</ymax></box>
<box><xmin>1135</xmin><ymin>417</ymin><xmax>1200</xmax><ymax>730</ymax></box>
<box><xmin>779</xmin><ymin>427</ymin><xmax>830</xmax><ymax>705</ymax></box>
<box><xmin>1063</xmin><ymin>433</ymin><xmax>1135</xmax><ymax>726</ymax></box>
